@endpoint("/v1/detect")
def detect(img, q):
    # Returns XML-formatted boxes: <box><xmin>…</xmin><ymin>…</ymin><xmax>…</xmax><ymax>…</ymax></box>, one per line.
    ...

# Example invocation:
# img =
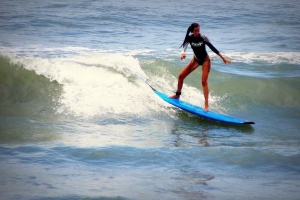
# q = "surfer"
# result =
<box><xmin>169</xmin><ymin>23</ymin><xmax>231</xmax><ymax>111</ymax></box>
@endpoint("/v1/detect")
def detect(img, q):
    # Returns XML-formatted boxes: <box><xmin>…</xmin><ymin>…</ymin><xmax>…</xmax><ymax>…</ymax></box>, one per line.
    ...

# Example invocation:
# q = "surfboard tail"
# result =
<box><xmin>243</xmin><ymin>121</ymin><xmax>255</xmax><ymax>125</ymax></box>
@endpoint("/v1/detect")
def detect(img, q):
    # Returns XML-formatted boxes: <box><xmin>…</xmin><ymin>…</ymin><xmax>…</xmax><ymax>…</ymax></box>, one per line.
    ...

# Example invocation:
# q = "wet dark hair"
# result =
<box><xmin>180</xmin><ymin>23</ymin><xmax>200</xmax><ymax>47</ymax></box>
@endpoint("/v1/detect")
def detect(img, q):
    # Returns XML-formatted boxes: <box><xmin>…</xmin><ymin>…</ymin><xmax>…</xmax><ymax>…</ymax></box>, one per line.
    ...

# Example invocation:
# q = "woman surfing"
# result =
<box><xmin>169</xmin><ymin>23</ymin><xmax>231</xmax><ymax>111</ymax></box>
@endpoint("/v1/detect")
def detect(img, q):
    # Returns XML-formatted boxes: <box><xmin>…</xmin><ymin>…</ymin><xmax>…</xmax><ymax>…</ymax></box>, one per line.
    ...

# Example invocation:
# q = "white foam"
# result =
<box><xmin>10</xmin><ymin>53</ymin><xmax>162</xmax><ymax>118</ymax></box>
<box><xmin>223</xmin><ymin>52</ymin><xmax>300</xmax><ymax>64</ymax></box>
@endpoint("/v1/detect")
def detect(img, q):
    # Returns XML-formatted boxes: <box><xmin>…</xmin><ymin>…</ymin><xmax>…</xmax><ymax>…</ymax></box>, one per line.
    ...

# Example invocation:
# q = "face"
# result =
<box><xmin>193</xmin><ymin>26</ymin><xmax>200</xmax><ymax>37</ymax></box>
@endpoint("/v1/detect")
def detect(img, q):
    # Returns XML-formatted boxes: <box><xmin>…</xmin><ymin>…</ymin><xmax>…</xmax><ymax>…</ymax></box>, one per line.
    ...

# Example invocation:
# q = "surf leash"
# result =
<box><xmin>136</xmin><ymin>72</ymin><xmax>176</xmax><ymax>94</ymax></box>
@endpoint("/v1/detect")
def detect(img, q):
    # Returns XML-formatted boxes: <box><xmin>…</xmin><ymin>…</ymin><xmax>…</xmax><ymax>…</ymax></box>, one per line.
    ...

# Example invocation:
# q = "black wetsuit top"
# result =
<box><xmin>182</xmin><ymin>34</ymin><xmax>220</xmax><ymax>60</ymax></box>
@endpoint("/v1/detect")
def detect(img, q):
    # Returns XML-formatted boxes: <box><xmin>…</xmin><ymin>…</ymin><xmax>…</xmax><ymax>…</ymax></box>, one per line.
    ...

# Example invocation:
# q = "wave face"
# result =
<box><xmin>0</xmin><ymin>53</ymin><xmax>167</xmax><ymax>121</ymax></box>
<box><xmin>1</xmin><ymin>51</ymin><xmax>299</xmax><ymax>120</ymax></box>
<box><xmin>0</xmin><ymin>55</ymin><xmax>62</xmax><ymax>119</ymax></box>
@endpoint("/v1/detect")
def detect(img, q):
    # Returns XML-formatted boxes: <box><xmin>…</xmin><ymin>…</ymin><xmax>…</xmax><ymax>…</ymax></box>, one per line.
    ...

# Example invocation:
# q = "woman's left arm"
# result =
<box><xmin>203</xmin><ymin>35</ymin><xmax>232</xmax><ymax>64</ymax></box>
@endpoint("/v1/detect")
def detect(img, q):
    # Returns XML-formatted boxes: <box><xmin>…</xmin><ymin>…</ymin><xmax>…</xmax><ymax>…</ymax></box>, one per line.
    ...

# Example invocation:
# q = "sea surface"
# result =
<box><xmin>0</xmin><ymin>0</ymin><xmax>300</xmax><ymax>199</ymax></box>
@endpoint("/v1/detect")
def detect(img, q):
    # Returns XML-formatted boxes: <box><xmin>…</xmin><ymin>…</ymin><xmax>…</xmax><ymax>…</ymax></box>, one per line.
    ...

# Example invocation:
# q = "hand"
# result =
<box><xmin>223</xmin><ymin>57</ymin><xmax>232</xmax><ymax>64</ymax></box>
<box><xmin>180</xmin><ymin>53</ymin><xmax>186</xmax><ymax>60</ymax></box>
<box><xmin>218</xmin><ymin>53</ymin><xmax>232</xmax><ymax>64</ymax></box>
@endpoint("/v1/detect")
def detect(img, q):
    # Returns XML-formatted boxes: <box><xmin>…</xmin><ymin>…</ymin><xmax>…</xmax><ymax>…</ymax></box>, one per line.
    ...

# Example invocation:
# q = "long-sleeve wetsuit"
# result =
<box><xmin>182</xmin><ymin>34</ymin><xmax>219</xmax><ymax>60</ymax></box>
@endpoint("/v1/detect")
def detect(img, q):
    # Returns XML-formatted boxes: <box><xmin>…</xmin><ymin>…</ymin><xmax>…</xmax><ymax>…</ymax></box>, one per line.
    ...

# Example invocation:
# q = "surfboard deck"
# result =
<box><xmin>153</xmin><ymin>89</ymin><xmax>255</xmax><ymax>125</ymax></box>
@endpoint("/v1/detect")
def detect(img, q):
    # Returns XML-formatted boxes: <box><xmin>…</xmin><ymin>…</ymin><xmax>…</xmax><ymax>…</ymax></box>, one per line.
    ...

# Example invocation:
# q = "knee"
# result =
<box><xmin>178</xmin><ymin>73</ymin><xmax>186</xmax><ymax>81</ymax></box>
<box><xmin>202</xmin><ymin>80</ymin><xmax>208</xmax><ymax>87</ymax></box>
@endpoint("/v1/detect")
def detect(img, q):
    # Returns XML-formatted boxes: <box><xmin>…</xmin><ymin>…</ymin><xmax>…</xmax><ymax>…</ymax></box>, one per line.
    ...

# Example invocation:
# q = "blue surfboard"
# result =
<box><xmin>153</xmin><ymin>89</ymin><xmax>254</xmax><ymax>125</ymax></box>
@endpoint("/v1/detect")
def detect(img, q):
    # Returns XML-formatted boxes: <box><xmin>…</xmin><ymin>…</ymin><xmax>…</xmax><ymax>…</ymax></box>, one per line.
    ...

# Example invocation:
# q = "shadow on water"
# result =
<box><xmin>168</xmin><ymin>109</ymin><xmax>255</xmax><ymax>148</ymax></box>
<box><xmin>171</xmin><ymin>126</ymin><xmax>211</xmax><ymax>147</ymax></box>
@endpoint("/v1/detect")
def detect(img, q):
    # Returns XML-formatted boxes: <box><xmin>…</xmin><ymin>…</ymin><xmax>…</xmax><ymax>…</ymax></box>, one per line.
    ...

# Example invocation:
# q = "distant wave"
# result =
<box><xmin>224</xmin><ymin>52</ymin><xmax>300</xmax><ymax>65</ymax></box>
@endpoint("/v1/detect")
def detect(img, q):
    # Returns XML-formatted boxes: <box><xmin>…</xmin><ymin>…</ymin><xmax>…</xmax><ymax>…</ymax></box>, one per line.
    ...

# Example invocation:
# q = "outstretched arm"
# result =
<box><xmin>203</xmin><ymin>35</ymin><xmax>231</xmax><ymax>64</ymax></box>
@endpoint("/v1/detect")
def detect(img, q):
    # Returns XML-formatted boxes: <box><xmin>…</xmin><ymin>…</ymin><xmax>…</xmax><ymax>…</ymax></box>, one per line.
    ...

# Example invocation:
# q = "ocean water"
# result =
<box><xmin>0</xmin><ymin>0</ymin><xmax>300</xmax><ymax>199</ymax></box>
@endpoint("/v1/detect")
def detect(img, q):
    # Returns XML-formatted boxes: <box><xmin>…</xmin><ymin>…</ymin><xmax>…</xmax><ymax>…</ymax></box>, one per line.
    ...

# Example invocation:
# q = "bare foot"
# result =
<box><xmin>169</xmin><ymin>94</ymin><xmax>180</xmax><ymax>99</ymax></box>
<box><xmin>203</xmin><ymin>105</ymin><xmax>209</xmax><ymax>111</ymax></box>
